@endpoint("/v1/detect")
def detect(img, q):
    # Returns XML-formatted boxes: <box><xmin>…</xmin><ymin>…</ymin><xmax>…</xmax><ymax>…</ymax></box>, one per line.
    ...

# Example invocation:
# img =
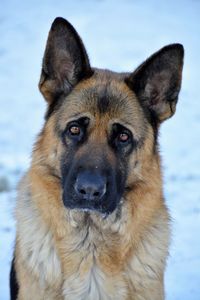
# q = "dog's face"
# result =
<box><xmin>57</xmin><ymin>76</ymin><xmax>147</xmax><ymax>214</ymax></box>
<box><xmin>38</xmin><ymin>18</ymin><xmax>183</xmax><ymax>215</ymax></box>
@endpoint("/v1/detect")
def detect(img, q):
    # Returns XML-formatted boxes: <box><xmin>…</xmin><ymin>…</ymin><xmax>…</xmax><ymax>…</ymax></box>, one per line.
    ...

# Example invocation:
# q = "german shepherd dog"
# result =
<box><xmin>10</xmin><ymin>17</ymin><xmax>184</xmax><ymax>300</ymax></box>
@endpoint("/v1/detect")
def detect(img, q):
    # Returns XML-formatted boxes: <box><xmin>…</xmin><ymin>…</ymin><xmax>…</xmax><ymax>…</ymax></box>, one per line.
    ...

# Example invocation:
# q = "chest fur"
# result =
<box><xmin>16</xmin><ymin>187</ymin><xmax>169</xmax><ymax>300</ymax></box>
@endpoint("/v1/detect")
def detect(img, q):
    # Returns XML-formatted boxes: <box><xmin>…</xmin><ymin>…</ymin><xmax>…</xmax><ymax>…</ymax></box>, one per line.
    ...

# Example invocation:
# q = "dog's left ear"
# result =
<box><xmin>39</xmin><ymin>17</ymin><xmax>92</xmax><ymax>103</ymax></box>
<box><xmin>126</xmin><ymin>44</ymin><xmax>184</xmax><ymax>122</ymax></box>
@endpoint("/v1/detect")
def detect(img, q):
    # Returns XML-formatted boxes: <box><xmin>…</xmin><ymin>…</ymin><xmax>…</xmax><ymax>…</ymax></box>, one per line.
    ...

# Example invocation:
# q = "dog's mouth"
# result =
<box><xmin>63</xmin><ymin>193</ymin><xmax>120</xmax><ymax>216</ymax></box>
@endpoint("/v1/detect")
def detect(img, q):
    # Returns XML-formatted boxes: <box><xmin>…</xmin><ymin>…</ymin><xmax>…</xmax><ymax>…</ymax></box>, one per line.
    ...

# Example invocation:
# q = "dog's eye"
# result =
<box><xmin>111</xmin><ymin>123</ymin><xmax>132</xmax><ymax>149</ymax></box>
<box><xmin>66</xmin><ymin>123</ymin><xmax>84</xmax><ymax>142</ymax></box>
<box><xmin>118</xmin><ymin>132</ymin><xmax>130</xmax><ymax>143</ymax></box>
<box><xmin>69</xmin><ymin>125</ymin><xmax>81</xmax><ymax>136</ymax></box>
<box><xmin>64</xmin><ymin>117</ymin><xmax>89</xmax><ymax>144</ymax></box>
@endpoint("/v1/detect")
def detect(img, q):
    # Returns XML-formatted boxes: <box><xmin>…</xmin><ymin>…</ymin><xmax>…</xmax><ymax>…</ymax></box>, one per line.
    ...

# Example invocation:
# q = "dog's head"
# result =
<box><xmin>38</xmin><ymin>17</ymin><xmax>184</xmax><ymax>215</ymax></box>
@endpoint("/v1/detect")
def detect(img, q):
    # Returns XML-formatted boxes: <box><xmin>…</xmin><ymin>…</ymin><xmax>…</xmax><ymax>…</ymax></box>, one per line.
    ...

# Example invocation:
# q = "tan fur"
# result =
<box><xmin>14</xmin><ymin>73</ymin><xmax>171</xmax><ymax>300</ymax></box>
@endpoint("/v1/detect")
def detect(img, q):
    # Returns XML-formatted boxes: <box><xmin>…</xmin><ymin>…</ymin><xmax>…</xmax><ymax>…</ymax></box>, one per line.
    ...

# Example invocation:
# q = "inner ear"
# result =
<box><xmin>125</xmin><ymin>44</ymin><xmax>184</xmax><ymax>122</ymax></box>
<box><xmin>39</xmin><ymin>17</ymin><xmax>93</xmax><ymax>104</ymax></box>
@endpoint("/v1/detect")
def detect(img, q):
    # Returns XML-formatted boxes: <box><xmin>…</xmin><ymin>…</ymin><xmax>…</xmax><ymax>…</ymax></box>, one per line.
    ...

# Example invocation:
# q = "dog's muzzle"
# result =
<box><xmin>74</xmin><ymin>170</ymin><xmax>106</xmax><ymax>202</ymax></box>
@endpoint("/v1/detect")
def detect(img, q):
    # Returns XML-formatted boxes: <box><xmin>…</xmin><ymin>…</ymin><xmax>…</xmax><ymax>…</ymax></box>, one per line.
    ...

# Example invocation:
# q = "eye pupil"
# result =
<box><xmin>119</xmin><ymin>132</ymin><xmax>129</xmax><ymax>142</ymax></box>
<box><xmin>69</xmin><ymin>126</ymin><xmax>80</xmax><ymax>135</ymax></box>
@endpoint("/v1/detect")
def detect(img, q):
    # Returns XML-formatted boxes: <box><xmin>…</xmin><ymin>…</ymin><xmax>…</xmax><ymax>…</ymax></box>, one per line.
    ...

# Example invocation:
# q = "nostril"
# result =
<box><xmin>79</xmin><ymin>189</ymin><xmax>86</xmax><ymax>195</ymax></box>
<box><xmin>93</xmin><ymin>191</ymin><xmax>100</xmax><ymax>197</ymax></box>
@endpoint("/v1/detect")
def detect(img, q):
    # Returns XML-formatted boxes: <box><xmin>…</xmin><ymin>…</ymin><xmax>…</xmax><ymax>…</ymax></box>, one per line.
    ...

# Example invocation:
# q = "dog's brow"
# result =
<box><xmin>66</xmin><ymin>112</ymin><xmax>94</xmax><ymax>123</ymax></box>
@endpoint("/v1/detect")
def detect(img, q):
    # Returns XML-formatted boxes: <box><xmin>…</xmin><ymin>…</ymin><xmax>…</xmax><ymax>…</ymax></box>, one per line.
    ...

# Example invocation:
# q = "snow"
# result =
<box><xmin>0</xmin><ymin>0</ymin><xmax>199</xmax><ymax>299</ymax></box>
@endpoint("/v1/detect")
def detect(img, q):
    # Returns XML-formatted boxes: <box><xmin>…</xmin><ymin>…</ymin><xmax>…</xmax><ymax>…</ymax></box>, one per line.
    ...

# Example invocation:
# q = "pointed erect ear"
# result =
<box><xmin>125</xmin><ymin>44</ymin><xmax>184</xmax><ymax>122</ymax></box>
<box><xmin>39</xmin><ymin>17</ymin><xmax>93</xmax><ymax>103</ymax></box>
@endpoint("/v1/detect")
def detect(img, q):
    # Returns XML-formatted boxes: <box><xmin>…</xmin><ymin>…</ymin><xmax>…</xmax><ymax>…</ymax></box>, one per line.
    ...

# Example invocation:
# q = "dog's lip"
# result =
<box><xmin>63</xmin><ymin>197</ymin><xmax>117</xmax><ymax>215</ymax></box>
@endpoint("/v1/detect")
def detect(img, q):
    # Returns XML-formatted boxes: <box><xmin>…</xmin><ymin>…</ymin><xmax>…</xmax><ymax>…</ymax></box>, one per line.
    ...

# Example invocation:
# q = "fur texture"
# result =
<box><xmin>11</xmin><ymin>17</ymin><xmax>184</xmax><ymax>300</ymax></box>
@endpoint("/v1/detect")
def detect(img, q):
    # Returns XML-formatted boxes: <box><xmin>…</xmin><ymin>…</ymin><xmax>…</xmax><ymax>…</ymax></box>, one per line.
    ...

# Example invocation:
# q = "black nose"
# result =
<box><xmin>74</xmin><ymin>170</ymin><xmax>106</xmax><ymax>201</ymax></box>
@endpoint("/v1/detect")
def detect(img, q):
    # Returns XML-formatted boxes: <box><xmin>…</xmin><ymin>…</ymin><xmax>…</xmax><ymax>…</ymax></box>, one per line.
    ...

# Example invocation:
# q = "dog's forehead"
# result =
<box><xmin>58</xmin><ymin>71</ymin><xmax>146</xmax><ymax>130</ymax></box>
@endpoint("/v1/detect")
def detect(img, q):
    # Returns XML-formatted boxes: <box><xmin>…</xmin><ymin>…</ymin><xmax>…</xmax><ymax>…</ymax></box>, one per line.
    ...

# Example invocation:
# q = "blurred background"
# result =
<box><xmin>0</xmin><ymin>0</ymin><xmax>199</xmax><ymax>299</ymax></box>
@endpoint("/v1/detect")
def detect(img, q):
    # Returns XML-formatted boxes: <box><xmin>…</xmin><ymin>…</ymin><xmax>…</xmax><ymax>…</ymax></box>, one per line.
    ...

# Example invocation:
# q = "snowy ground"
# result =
<box><xmin>0</xmin><ymin>0</ymin><xmax>199</xmax><ymax>299</ymax></box>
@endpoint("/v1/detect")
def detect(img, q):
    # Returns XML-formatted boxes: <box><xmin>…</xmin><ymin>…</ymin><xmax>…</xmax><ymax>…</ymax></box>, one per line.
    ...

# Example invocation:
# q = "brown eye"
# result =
<box><xmin>69</xmin><ymin>125</ymin><xmax>81</xmax><ymax>135</ymax></box>
<box><xmin>118</xmin><ymin>132</ymin><xmax>129</xmax><ymax>143</ymax></box>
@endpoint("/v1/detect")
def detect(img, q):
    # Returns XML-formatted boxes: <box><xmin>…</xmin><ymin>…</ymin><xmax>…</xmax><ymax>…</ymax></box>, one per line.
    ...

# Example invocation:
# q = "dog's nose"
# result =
<box><xmin>74</xmin><ymin>171</ymin><xmax>106</xmax><ymax>201</ymax></box>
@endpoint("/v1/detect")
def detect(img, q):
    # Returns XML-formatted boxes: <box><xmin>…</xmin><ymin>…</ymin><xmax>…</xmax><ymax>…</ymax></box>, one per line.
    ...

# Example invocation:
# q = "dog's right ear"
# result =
<box><xmin>39</xmin><ymin>17</ymin><xmax>92</xmax><ymax>103</ymax></box>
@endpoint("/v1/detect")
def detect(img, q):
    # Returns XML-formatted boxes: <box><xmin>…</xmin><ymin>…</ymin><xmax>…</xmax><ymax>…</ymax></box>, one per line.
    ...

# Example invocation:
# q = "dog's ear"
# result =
<box><xmin>39</xmin><ymin>17</ymin><xmax>92</xmax><ymax>103</ymax></box>
<box><xmin>126</xmin><ymin>44</ymin><xmax>184</xmax><ymax>122</ymax></box>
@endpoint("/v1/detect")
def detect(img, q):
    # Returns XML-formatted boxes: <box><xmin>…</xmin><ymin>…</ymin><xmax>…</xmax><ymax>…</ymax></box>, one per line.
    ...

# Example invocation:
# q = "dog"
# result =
<box><xmin>10</xmin><ymin>17</ymin><xmax>184</xmax><ymax>300</ymax></box>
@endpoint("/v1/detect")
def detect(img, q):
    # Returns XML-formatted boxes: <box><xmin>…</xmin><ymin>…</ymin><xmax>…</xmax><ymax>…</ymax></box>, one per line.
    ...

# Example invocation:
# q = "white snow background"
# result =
<box><xmin>0</xmin><ymin>0</ymin><xmax>199</xmax><ymax>299</ymax></box>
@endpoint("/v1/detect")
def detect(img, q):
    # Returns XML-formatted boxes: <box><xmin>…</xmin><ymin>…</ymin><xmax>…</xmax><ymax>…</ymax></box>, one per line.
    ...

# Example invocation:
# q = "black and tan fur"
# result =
<box><xmin>10</xmin><ymin>17</ymin><xmax>184</xmax><ymax>300</ymax></box>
